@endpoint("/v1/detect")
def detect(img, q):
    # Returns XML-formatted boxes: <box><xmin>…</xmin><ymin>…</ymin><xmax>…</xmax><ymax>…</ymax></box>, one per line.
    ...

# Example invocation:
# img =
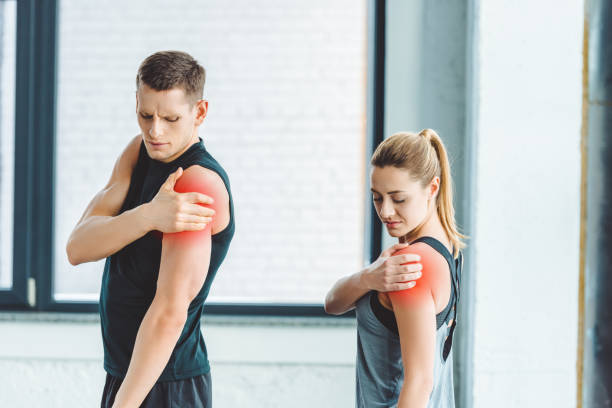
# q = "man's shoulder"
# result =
<box><xmin>116</xmin><ymin>134</ymin><xmax>141</xmax><ymax>168</ymax></box>
<box><xmin>179</xmin><ymin>165</ymin><xmax>228</xmax><ymax>200</ymax></box>
<box><xmin>123</xmin><ymin>135</ymin><xmax>142</xmax><ymax>163</ymax></box>
<box><xmin>106</xmin><ymin>135</ymin><xmax>142</xmax><ymax>187</ymax></box>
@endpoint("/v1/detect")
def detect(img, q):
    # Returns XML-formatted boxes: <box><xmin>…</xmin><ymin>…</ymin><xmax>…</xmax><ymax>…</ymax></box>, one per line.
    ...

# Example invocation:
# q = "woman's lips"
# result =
<box><xmin>385</xmin><ymin>221</ymin><xmax>401</xmax><ymax>228</ymax></box>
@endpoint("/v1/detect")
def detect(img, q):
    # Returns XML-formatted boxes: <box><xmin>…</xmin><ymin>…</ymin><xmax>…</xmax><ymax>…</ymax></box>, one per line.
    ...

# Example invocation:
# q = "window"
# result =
<box><xmin>0</xmin><ymin>0</ymin><xmax>15</xmax><ymax>291</ymax></box>
<box><xmin>53</xmin><ymin>0</ymin><xmax>367</xmax><ymax>307</ymax></box>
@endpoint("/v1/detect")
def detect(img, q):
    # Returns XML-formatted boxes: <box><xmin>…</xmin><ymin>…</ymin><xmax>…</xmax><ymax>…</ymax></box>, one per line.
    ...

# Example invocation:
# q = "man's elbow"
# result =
<box><xmin>66</xmin><ymin>239</ymin><xmax>82</xmax><ymax>266</ymax></box>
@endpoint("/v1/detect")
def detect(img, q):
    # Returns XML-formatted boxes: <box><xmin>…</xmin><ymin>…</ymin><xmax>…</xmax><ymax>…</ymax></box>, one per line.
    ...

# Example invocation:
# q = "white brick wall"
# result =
<box><xmin>53</xmin><ymin>0</ymin><xmax>366</xmax><ymax>302</ymax></box>
<box><xmin>0</xmin><ymin>1</ymin><xmax>15</xmax><ymax>289</ymax></box>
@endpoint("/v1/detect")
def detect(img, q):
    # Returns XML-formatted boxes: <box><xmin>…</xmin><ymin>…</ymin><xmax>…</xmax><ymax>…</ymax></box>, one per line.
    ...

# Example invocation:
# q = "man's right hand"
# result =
<box><xmin>143</xmin><ymin>167</ymin><xmax>216</xmax><ymax>233</ymax></box>
<box><xmin>360</xmin><ymin>243</ymin><xmax>423</xmax><ymax>292</ymax></box>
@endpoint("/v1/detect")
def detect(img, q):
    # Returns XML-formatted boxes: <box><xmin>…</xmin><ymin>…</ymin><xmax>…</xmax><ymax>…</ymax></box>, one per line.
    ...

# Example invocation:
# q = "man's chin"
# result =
<box><xmin>145</xmin><ymin>148</ymin><xmax>169</xmax><ymax>161</ymax></box>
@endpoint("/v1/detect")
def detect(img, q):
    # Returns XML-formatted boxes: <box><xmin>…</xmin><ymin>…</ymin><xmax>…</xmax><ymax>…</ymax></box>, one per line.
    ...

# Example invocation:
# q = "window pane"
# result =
<box><xmin>54</xmin><ymin>0</ymin><xmax>366</xmax><ymax>304</ymax></box>
<box><xmin>0</xmin><ymin>0</ymin><xmax>15</xmax><ymax>290</ymax></box>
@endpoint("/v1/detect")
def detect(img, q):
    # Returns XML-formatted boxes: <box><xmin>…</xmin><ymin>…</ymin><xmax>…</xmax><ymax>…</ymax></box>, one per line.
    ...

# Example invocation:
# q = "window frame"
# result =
<box><xmin>0</xmin><ymin>0</ymin><xmax>56</xmax><ymax>310</ymax></box>
<box><xmin>0</xmin><ymin>0</ymin><xmax>385</xmax><ymax>317</ymax></box>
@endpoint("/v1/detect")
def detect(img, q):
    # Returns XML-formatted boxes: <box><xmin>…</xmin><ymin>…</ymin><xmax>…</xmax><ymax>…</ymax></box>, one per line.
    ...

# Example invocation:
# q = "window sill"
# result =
<box><xmin>0</xmin><ymin>312</ymin><xmax>357</xmax><ymax>365</ymax></box>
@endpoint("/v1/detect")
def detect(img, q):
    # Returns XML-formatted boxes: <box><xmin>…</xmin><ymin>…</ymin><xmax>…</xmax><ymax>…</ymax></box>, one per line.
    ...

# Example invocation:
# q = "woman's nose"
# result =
<box><xmin>379</xmin><ymin>199</ymin><xmax>395</xmax><ymax>218</ymax></box>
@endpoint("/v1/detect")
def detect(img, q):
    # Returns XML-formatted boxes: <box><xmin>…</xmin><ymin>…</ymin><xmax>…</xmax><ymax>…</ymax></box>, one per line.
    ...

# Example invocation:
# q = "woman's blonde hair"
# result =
<box><xmin>371</xmin><ymin>129</ymin><xmax>466</xmax><ymax>257</ymax></box>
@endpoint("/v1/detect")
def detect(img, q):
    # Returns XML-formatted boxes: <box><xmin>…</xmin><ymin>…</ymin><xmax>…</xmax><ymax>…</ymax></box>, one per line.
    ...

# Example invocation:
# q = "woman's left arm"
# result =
<box><xmin>389</xmin><ymin>242</ymin><xmax>449</xmax><ymax>408</ymax></box>
<box><xmin>392</xmin><ymin>297</ymin><xmax>437</xmax><ymax>408</ymax></box>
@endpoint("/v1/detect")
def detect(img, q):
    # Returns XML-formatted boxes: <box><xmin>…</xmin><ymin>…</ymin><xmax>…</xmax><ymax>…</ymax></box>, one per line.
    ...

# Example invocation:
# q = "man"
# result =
<box><xmin>66</xmin><ymin>50</ymin><xmax>234</xmax><ymax>407</ymax></box>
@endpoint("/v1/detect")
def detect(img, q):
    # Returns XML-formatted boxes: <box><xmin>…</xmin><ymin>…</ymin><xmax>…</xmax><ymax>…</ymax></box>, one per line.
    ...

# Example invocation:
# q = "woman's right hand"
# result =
<box><xmin>361</xmin><ymin>243</ymin><xmax>423</xmax><ymax>292</ymax></box>
<box><xmin>143</xmin><ymin>167</ymin><xmax>216</xmax><ymax>233</ymax></box>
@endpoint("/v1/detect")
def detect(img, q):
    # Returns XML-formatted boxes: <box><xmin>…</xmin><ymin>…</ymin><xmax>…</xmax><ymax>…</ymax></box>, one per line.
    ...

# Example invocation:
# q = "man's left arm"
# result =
<box><xmin>112</xmin><ymin>165</ymin><xmax>229</xmax><ymax>408</ymax></box>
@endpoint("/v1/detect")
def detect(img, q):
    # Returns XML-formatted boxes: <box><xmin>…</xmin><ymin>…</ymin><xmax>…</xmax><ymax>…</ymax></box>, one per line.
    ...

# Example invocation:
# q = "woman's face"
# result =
<box><xmin>370</xmin><ymin>166</ymin><xmax>439</xmax><ymax>238</ymax></box>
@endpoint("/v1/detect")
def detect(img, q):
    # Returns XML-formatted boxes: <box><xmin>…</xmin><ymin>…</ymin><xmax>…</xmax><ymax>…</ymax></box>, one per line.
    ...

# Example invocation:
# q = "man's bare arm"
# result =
<box><xmin>66</xmin><ymin>136</ymin><xmax>148</xmax><ymax>265</ymax></box>
<box><xmin>66</xmin><ymin>137</ymin><xmax>215</xmax><ymax>265</ymax></box>
<box><xmin>111</xmin><ymin>166</ymin><xmax>229</xmax><ymax>408</ymax></box>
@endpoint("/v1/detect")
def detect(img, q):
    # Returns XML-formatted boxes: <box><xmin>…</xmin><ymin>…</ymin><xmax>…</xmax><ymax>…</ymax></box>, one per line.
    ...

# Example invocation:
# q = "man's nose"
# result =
<box><xmin>149</xmin><ymin>117</ymin><xmax>162</xmax><ymax>138</ymax></box>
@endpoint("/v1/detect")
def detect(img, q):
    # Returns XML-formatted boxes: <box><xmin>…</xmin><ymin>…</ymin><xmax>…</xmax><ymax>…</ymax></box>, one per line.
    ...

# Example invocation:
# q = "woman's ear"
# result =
<box><xmin>429</xmin><ymin>176</ymin><xmax>441</xmax><ymax>200</ymax></box>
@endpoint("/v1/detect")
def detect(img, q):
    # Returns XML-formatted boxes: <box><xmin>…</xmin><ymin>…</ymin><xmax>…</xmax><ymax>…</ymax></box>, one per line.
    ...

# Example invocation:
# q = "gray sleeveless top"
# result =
<box><xmin>355</xmin><ymin>236</ymin><xmax>463</xmax><ymax>407</ymax></box>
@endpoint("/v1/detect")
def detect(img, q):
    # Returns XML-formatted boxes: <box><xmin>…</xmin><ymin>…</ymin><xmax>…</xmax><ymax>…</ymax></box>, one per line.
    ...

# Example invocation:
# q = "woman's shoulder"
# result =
<box><xmin>390</xmin><ymin>240</ymin><xmax>451</xmax><ymax>311</ymax></box>
<box><xmin>394</xmin><ymin>240</ymin><xmax>449</xmax><ymax>272</ymax></box>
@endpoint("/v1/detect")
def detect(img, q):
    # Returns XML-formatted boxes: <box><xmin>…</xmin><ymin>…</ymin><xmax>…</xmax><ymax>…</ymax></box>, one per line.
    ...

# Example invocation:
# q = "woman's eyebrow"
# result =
<box><xmin>370</xmin><ymin>188</ymin><xmax>406</xmax><ymax>194</ymax></box>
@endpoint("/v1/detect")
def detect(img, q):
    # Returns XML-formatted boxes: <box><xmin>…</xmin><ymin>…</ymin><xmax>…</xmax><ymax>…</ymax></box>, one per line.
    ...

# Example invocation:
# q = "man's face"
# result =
<box><xmin>135</xmin><ymin>83</ymin><xmax>207</xmax><ymax>163</ymax></box>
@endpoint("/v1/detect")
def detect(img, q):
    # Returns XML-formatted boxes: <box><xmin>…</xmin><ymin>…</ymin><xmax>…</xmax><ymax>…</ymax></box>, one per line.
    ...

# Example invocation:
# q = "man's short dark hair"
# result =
<box><xmin>136</xmin><ymin>51</ymin><xmax>205</xmax><ymax>103</ymax></box>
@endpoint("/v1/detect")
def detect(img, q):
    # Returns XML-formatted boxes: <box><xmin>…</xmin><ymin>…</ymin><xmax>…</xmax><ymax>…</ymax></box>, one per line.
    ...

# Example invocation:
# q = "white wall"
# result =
<box><xmin>470</xmin><ymin>1</ymin><xmax>583</xmax><ymax>406</ymax></box>
<box><xmin>0</xmin><ymin>314</ymin><xmax>356</xmax><ymax>408</ymax></box>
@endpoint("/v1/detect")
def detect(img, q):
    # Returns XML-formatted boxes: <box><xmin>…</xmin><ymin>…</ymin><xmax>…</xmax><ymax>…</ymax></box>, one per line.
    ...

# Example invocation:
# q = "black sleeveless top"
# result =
<box><xmin>99</xmin><ymin>137</ymin><xmax>235</xmax><ymax>381</ymax></box>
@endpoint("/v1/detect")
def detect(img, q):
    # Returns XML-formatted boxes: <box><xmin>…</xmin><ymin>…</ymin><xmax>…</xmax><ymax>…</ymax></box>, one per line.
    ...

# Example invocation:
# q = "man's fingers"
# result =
<box><xmin>179</xmin><ymin>222</ymin><xmax>210</xmax><ymax>231</ymax></box>
<box><xmin>179</xmin><ymin>214</ymin><xmax>214</xmax><ymax>224</ymax></box>
<box><xmin>185</xmin><ymin>203</ymin><xmax>215</xmax><ymax>217</ymax></box>
<box><xmin>163</xmin><ymin>167</ymin><xmax>183</xmax><ymax>189</ymax></box>
<box><xmin>183</xmin><ymin>192</ymin><xmax>214</xmax><ymax>205</ymax></box>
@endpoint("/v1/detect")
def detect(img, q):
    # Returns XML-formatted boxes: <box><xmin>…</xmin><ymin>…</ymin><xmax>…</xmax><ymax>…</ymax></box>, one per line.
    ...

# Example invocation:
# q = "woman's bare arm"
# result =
<box><xmin>389</xmin><ymin>242</ymin><xmax>452</xmax><ymax>408</ymax></box>
<box><xmin>324</xmin><ymin>243</ymin><xmax>422</xmax><ymax>315</ymax></box>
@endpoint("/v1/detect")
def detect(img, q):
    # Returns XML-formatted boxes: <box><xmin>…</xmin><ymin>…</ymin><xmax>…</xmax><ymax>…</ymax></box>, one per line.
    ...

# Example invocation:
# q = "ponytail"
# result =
<box><xmin>419</xmin><ymin>129</ymin><xmax>466</xmax><ymax>257</ymax></box>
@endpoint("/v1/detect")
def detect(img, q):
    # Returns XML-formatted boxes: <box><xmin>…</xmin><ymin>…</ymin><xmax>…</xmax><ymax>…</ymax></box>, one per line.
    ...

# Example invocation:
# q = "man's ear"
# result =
<box><xmin>194</xmin><ymin>99</ymin><xmax>208</xmax><ymax>125</ymax></box>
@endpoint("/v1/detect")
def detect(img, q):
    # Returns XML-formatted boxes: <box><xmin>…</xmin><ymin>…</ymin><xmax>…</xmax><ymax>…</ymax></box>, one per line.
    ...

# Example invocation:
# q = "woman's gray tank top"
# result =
<box><xmin>355</xmin><ymin>236</ymin><xmax>462</xmax><ymax>407</ymax></box>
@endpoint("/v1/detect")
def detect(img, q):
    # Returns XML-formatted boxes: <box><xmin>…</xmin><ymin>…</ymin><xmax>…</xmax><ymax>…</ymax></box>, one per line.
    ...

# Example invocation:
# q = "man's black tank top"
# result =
<box><xmin>99</xmin><ymin>137</ymin><xmax>235</xmax><ymax>381</ymax></box>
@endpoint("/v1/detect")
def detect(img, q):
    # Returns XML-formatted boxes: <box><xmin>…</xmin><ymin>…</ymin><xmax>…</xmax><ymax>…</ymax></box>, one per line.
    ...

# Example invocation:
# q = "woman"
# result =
<box><xmin>325</xmin><ymin>129</ymin><xmax>465</xmax><ymax>407</ymax></box>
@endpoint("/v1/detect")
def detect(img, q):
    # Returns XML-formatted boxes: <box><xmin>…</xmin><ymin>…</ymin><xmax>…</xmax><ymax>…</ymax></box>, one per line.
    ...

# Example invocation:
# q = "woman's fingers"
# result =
<box><xmin>400</xmin><ymin>263</ymin><xmax>422</xmax><ymax>273</ymax></box>
<box><xmin>381</xmin><ymin>242</ymin><xmax>409</xmax><ymax>258</ymax></box>
<box><xmin>394</xmin><ymin>271</ymin><xmax>422</xmax><ymax>283</ymax></box>
<box><xmin>388</xmin><ymin>253</ymin><xmax>421</xmax><ymax>265</ymax></box>
<box><xmin>390</xmin><ymin>281</ymin><xmax>416</xmax><ymax>291</ymax></box>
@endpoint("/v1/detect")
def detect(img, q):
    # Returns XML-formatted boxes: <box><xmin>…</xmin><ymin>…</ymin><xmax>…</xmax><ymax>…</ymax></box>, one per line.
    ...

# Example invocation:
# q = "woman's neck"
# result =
<box><xmin>400</xmin><ymin>209</ymin><xmax>451</xmax><ymax>251</ymax></box>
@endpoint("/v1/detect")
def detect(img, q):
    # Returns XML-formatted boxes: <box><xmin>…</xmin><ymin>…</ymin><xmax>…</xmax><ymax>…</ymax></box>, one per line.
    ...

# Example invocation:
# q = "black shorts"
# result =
<box><xmin>100</xmin><ymin>371</ymin><xmax>212</xmax><ymax>408</ymax></box>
